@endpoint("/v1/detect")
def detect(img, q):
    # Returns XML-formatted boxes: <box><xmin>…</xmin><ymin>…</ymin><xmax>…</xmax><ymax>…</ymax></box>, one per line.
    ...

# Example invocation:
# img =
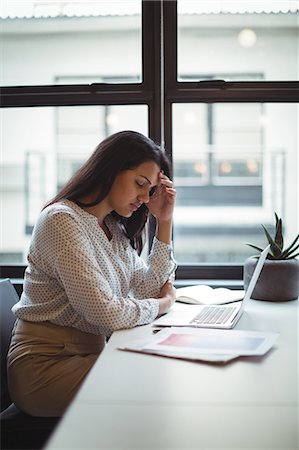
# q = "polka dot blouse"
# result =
<box><xmin>12</xmin><ymin>200</ymin><xmax>177</xmax><ymax>336</ymax></box>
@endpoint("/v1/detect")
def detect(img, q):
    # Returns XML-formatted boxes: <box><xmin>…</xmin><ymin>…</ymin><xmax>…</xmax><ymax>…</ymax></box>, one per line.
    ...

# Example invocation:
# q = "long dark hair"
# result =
<box><xmin>46</xmin><ymin>130</ymin><xmax>171</xmax><ymax>254</ymax></box>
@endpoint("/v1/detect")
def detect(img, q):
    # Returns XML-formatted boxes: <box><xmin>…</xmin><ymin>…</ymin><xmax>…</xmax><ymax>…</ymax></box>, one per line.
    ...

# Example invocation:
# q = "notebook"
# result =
<box><xmin>153</xmin><ymin>245</ymin><xmax>270</xmax><ymax>330</ymax></box>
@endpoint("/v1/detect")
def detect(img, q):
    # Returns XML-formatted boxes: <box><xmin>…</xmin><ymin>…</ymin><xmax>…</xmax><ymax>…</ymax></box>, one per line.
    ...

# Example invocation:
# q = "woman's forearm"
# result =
<box><xmin>156</xmin><ymin>219</ymin><xmax>172</xmax><ymax>245</ymax></box>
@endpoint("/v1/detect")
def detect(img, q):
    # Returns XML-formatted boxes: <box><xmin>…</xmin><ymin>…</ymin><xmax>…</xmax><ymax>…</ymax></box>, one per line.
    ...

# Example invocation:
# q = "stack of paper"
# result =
<box><xmin>119</xmin><ymin>327</ymin><xmax>279</xmax><ymax>364</ymax></box>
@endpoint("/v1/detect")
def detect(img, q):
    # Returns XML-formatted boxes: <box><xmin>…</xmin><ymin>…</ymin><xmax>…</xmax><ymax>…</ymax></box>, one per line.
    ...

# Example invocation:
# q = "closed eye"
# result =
<box><xmin>136</xmin><ymin>178</ymin><xmax>157</xmax><ymax>196</ymax></box>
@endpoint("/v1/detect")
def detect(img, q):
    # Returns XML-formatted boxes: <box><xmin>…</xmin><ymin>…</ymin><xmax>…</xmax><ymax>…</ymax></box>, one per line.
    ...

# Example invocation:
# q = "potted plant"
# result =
<box><xmin>243</xmin><ymin>213</ymin><xmax>299</xmax><ymax>301</ymax></box>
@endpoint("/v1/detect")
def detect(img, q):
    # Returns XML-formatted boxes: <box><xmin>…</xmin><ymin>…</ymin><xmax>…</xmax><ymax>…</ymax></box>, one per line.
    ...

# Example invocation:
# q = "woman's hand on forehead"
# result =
<box><xmin>147</xmin><ymin>172</ymin><xmax>176</xmax><ymax>221</ymax></box>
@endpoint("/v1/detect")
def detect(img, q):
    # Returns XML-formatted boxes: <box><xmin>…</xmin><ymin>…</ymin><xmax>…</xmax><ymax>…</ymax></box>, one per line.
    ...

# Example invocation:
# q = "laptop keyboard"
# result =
<box><xmin>191</xmin><ymin>306</ymin><xmax>236</xmax><ymax>325</ymax></box>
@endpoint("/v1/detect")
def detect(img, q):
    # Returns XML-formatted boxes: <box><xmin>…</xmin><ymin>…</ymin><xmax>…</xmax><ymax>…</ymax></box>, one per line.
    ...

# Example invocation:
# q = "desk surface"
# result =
<box><xmin>46</xmin><ymin>299</ymin><xmax>298</xmax><ymax>450</ymax></box>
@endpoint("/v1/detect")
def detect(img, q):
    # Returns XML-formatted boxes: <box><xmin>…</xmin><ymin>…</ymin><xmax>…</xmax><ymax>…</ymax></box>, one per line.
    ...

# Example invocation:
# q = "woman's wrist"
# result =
<box><xmin>157</xmin><ymin>280</ymin><xmax>176</xmax><ymax>317</ymax></box>
<box><xmin>156</xmin><ymin>218</ymin><xmax>172</xmax><ymax>245</ymax></box>
<box><xmin>157</xmin><ymin>295</ymin><xmax>172</xmax><ymax>317</ymax></box>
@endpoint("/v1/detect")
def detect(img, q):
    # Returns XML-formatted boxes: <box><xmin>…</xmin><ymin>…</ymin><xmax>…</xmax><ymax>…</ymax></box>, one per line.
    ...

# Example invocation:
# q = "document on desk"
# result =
<box><xmin>119</xmin><ymin>328</ymin><xmax>279</xmax><ymax>363</ymax></box>
<box><xmin>175</xmin><ymin>285</ymin><xmax>245</xmax><ymax>305</ymax></box>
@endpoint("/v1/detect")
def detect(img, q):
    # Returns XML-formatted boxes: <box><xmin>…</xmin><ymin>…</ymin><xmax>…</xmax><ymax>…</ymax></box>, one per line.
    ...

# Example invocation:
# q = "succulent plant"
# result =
<box><xmin>246</xmin><ymin>213</ymin><xmax>299</xmax><ymax>260</ymax></box>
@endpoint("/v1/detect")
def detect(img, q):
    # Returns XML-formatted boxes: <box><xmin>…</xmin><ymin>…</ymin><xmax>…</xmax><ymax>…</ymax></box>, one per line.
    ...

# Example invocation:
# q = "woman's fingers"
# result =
<box><xmin>159</xmin><ymin>173</ymin><xmax>173</xmax><ymax>187</ymax></box>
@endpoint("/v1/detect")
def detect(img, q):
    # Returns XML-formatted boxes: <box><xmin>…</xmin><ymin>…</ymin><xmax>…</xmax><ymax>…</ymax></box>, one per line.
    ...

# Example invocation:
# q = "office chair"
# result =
<box><xmin>0</xmin><ymin>279</ymin><xmax>60</xmax><ymax>450</ymax></box>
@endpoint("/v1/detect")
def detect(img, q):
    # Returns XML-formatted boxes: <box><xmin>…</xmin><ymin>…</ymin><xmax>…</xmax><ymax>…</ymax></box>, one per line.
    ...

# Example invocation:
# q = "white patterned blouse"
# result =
<box><xmin>13</xmin><ymin>200</ymin><xmax>177</xmax><ymax>336</ymax></box>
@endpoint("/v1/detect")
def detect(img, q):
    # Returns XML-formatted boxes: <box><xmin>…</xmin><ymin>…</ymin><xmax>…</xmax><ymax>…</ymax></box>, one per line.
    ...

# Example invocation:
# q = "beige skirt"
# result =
<box><xmin>7</xmin><ymin>319</ymin><xmax>105</xmax><ymax>417</ymax></box>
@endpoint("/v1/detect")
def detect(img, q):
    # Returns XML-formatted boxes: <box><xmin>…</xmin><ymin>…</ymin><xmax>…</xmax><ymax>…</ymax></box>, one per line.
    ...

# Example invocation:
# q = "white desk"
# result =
<box><xmin>46</xmin><ymin>299</ymin><xmax>298</xmax><ymax>450</ymax></box>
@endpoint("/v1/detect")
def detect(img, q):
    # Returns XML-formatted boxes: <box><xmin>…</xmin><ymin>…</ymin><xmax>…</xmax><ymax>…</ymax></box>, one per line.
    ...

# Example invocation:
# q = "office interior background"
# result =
<box><xmin>0</xmin><ymin>1</ymin><xmax>298</xmax><ymax>271</ymax></box>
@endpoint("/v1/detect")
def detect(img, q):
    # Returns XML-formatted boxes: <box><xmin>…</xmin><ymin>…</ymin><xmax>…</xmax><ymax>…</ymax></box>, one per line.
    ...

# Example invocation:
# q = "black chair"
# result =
<box><xmin>0</xmin><ymin>279</ymin><xmax>60</xmax><ymax>450</ymax></box>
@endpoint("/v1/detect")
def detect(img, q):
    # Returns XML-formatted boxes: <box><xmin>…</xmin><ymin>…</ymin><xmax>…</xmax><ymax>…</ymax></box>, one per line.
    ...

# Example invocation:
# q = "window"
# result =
<box><xmin>173</xmin><ymin>102</ymin><xmax>294</xmax><ymax>263</ymax></box>
<box><xmin>0</xmin><ymin>0</ymin><xmax>158</xmax><ymax>266</ymax></box>
<box><xmin>163</xmin><ymin>1</ymin><xmax>298</xmax><ymax>271</ymax></box>
<box><xmin>1</xmin><ymin>105</ymin><xmax>148</xmax><ymax>261</ymax></box>
<box><xmin>1</xmin><ymin>1</ymin><xmax>298</xmax><ymax>282</ymax></box>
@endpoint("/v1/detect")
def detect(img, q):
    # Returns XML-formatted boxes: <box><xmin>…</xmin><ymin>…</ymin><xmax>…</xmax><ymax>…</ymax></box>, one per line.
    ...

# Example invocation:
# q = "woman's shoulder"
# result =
<box><xmin>33</xmin><ymin>201</ymin><xmax>96</xmax><ymax>245</ymax></box>
<box><xmin>37</xmin><ymin>200</ymin><xmax>94</xmax><ymax>230</ymax></box>
<box><xmin>41</xmin><ymin>200</ymin><xmax>78</xmax><ymax>221</ymax></box>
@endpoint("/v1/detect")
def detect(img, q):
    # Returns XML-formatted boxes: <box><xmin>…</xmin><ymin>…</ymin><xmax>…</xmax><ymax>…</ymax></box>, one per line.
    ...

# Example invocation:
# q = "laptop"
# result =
<box><xmin>153</xmin><ymin>244</ymin><xmax>270</xmax><ymax>330</ymax></box>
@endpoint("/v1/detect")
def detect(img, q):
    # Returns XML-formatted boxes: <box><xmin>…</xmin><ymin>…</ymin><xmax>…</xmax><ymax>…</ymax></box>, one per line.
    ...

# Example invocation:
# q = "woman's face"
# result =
<box><xmin>106</xmin><ymin>161</ymin><xmax>160</xmax><ymax>217</ymax></box>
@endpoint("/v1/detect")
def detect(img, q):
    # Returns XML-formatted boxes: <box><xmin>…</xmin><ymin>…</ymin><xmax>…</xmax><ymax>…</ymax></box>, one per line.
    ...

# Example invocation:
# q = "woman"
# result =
<box><xmin>7</xmin><ymin>130</ymin><xmax>177</xmax><ymax>417</ymax></box>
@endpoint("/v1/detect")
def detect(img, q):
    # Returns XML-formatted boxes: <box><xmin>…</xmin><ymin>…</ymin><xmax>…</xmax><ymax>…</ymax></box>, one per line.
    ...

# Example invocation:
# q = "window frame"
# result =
<box><xmin>1</xmin><ymin>0</ymin><xmax>299</xmax><ymax>285</ymax></box>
